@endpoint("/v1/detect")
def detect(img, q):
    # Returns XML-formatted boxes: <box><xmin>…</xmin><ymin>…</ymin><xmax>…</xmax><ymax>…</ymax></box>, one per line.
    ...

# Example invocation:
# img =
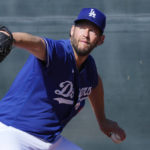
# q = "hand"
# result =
<box><xmin>99</xmin><ymin>118</ymin><xmax>126</xmax><ymax>141</ymax></box>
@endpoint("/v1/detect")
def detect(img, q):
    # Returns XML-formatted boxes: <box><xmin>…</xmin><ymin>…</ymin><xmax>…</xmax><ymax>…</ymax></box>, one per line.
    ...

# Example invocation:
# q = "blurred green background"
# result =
<box><xmin>0</xmin><ymin>0</ymin><xmax>150</xmax><ymax>149</ymax></box>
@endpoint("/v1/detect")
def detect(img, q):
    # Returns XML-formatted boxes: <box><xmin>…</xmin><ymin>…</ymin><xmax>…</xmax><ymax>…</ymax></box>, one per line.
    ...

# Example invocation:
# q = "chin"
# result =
<box><xmin>76</xmin><ymin>49</ymin><xmax>91</xmax><ymax>56</ymax></box>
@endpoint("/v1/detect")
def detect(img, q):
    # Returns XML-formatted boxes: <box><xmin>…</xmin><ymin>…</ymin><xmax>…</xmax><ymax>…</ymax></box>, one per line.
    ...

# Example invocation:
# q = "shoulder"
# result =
<box><xmin>43</xmin><ymin>38</ymin><xmax>72</xmax><ymax>67</ymax></box>
<box><xmin>44</xmin><ymin>38</ymin><xmax>72</xmax><ymax>56</ymax></box>
<box><xmin>44</xmin><ymin>38</ymin><xmax>70</xmax><ymax>50</ymax></box>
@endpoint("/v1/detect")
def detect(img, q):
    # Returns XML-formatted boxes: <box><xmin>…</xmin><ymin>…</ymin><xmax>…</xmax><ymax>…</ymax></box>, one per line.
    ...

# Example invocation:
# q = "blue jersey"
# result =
<box><xmin>0</xmin><ymin>39</ymin><xmax>98</xmax><ymax>142</ymax></box>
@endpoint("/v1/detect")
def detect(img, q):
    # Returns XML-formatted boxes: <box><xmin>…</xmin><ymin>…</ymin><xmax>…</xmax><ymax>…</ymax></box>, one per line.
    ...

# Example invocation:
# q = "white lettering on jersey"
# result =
<box><xmin>55</xmin><ymin>81</ymin><xmax>74</xmax><ymax>98</ymax></box>
<box><xmin>54</xmin><ymin>81</ymin><xmax>92</xmax><ymax>105</ymax></box>
<box><xmin>53</xmin><ymin>97</ymin><xmax>73</xmax><ymax>105</ymax></box>
<box><xmin>54</xmin><ymin>81</ymin><xmax>74</xmax><ymax>105</ymax></box>
<box><xmin>79</xmin><ymin>87</ymin><xmax>92</xmax><ymax>101</ymax></box>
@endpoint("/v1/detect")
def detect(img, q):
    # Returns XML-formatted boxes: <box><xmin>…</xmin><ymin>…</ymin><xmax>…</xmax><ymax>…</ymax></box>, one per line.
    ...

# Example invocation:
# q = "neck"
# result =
<box><xmin>73</xmin><ymin>49</ymin><xmax>88</xmax><ymax>70</ymax></box>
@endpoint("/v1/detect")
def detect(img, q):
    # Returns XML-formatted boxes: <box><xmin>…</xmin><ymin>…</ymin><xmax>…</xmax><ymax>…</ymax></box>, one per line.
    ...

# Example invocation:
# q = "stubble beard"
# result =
<box><xmin>71</xmin><ymin>36</ymin><xmax>97</xmax><ymax>57</ymax></box>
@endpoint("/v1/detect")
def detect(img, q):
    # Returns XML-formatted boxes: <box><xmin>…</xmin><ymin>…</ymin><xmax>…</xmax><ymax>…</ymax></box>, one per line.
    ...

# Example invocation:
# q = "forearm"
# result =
<box><xmin>89</xmin><ymin>76</ymin><xmax>106</xmax><ymax>124</ymax></box>
<box><xmin>89</xmin><ymin>75</ymin><xmax>126</xmax><ymax>140</ymax></box>
<box><xmin>13</xmin><ymin>32</ymin><xmax>46</xmax><ymax>61</ymax></box>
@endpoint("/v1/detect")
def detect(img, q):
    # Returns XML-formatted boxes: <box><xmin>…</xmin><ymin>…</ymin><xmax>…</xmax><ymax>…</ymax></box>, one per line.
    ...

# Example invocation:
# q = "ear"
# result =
<box><xmin>97</xmin><ymin>35</ymin><xmax>105</xmax><ymax>46</ymax></box>
<box><xmin>70</xmin><ymin>25</ymin><xmax>75</xmax><ymax>37</ymax></box>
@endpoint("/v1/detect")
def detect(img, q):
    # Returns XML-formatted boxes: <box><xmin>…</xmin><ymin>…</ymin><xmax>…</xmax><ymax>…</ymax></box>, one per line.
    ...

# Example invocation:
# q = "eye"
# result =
<box><xmin>89</xmin><ymin>28</ymin><xmax>98</xmax><ymax>36</ymax></box>
<box><xmin>89</xmin><ymin>28</ymin><xmax>95</xmax><ymax>33</ymax></box>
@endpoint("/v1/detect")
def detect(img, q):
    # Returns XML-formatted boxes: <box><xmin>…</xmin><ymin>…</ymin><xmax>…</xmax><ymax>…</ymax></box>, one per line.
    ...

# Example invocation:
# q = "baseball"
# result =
<box><xmin>110</xmin><ymin>133</ymin><xmax>122</xmax><ymax>144</ymax></box>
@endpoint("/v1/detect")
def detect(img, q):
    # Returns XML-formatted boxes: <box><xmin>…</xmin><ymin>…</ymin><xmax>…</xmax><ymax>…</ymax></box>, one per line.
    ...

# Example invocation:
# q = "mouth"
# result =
<box><xmin>80</xmin><ymin>40</ymin><xmax>89</xmax><ymax>45</ymax></box>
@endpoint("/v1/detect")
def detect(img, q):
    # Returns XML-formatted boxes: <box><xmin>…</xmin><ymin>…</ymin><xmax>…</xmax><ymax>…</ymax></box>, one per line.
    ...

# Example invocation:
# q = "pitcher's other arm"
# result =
<box><xmin>13</xmin><ymin>32</ymin><xmax>46</xmax><ymax>61</ymax></box>
<box><xmin>89</xmin><ymin>75</ymin><xmax>126</xmax><ymax>140</ymax></box>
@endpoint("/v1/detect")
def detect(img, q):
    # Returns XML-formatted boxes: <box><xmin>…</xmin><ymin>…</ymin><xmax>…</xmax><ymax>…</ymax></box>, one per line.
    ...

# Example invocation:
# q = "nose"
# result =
<box><xmin>83</xmin><ymin>28</ymin><xmax>89</xmax><ymax>38</ymax></box>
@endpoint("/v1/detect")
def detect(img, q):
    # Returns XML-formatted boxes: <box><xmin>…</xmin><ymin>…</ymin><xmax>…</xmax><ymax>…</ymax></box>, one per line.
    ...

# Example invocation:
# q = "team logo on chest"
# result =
<box><xmin>53</xmin><ymin>81</ymin><xmax>92</xmax><ymax>105</ymax></box>
<box><xmin>54</xmin><ymin>81</ymin><xmax>74</xmax><ymax>104</ymax></box>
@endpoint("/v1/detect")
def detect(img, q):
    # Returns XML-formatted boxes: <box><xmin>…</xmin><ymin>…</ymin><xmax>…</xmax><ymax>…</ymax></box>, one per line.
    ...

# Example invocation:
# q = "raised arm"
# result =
<box><xmin>13</xmin><ymin>32</ymin><xmax>46</xmax><ymax>61</ymax></box>
<box><xmin>89</xmin><ymin>75</ymin><xmax>126</xmax><ymax>141</ymax></box>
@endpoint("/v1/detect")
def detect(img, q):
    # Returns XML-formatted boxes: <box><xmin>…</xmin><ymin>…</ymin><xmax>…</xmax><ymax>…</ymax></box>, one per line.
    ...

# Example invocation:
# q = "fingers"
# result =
<box><xmin>103</xmin><ymin>122</ymin><xmax>126</xmax><ymax>141</ymax></box>
<box><xmin>111</xmin><ymin>126</ymin><xmax>126</xmax><ymax>141</ymax></box>
<box><xmin>99</xmin><ymin>118</ymin><xmax>126</xmax><ymax>142</ymax></box>
<box><xmin>118</xmin><ymin>128</ymin><xmax>126</xmax><ymax>141</ymax></box>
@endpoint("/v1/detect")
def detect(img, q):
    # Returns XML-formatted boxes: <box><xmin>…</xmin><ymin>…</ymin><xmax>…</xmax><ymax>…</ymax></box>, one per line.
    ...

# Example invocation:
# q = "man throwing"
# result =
<box><xmin>0</xmin><ymin>8</ymin><xmax>126</xmax><ymax>150</ymax></box>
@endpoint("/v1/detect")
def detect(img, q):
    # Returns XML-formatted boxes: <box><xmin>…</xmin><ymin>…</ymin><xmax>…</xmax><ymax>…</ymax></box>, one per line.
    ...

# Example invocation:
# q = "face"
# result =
<box><xmin>70</xmin><ymin>20</ymin><xmax>104</xmax><ymax>57</ymax></box>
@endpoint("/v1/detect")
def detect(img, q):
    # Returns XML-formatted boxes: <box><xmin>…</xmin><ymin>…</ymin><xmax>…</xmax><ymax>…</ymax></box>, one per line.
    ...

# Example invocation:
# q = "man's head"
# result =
<box><xmin>70</xmin><ymin>8</ymin><xmax>106</xmax><ymax>57</ymax></box>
